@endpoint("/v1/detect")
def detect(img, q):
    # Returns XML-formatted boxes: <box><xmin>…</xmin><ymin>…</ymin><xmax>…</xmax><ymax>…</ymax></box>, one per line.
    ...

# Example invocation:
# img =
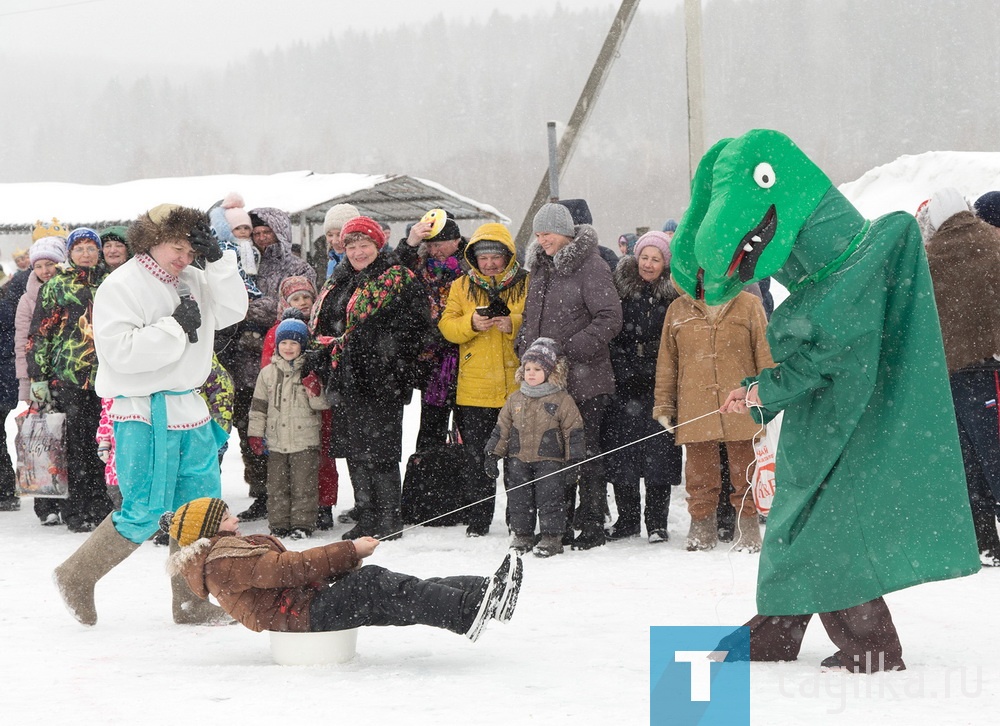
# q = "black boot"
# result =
<box><xmin>316</xmin><ymin>506</ymin><xmax>334</xmax><ymax>531</ymax></box>
<box><xmin>572</xmin><ymin>473</ymin><xmax>606</xmax><ymax>550</ymax></box>
<box><xmin>36</xmin><ymin>497</ymin><xmax>63</xmax><ymax>526</ymax></box>
<box><xmin>966</xmin><ymin>461</ymin><xmax>1000</xmax><ymax>565</ymax></box>
<box><xmin>371</xmin><ymin>463</ymin><xmax>403</xmax><ymax>541</ymax></box>
<box><xmin>573</xmin><ymin>522</ymin><xmax>606</xmax><ymax>550</ymax></box>
<box><xmin>644</xmin><ymin>484</ymin><xmax>671</xmax><ymax>540</ymax></box>
<box><xmin>342</xmin><ymin>463</ymin><xmax>376</xmax><ymax>540</ymax></box>
<box><xmin>607</xmin><ymin>479</ymin><xmax>641</xmax><ymax>540</ymax></box>
<box><xmin>237</xmin><ymin>493</ymin><xmax>268</xmax><ymax>522</ymax></box>
<box><xmin>341</xmin><ymin>503</ymin><xmax>377</xmax><ymax>540</ymax></box>
<box><xmin>717</xmin><ymin>445</ymin><xmax>735</xmax><ymax>541</ymax></box>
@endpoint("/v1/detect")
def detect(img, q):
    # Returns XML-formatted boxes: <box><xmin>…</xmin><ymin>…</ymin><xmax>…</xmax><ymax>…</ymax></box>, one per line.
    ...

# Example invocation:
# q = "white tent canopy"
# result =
<box><xmin>0</xmin><ymin>171</ymin><xmax>510</xmax><ymax>236</ymax></box>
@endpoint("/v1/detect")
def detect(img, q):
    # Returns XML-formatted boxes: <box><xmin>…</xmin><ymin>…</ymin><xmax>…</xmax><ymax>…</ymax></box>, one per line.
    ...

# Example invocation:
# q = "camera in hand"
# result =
<box><xmin>476</xmin><ymin>298</ymin><xmax>511</xmax><ymax>319</ymax></box>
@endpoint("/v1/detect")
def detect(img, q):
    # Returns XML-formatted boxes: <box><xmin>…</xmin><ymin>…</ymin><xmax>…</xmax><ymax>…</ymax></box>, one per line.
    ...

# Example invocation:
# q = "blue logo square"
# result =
<box><xmin>650</xmin><ymin>626</ymin><xmax>750</xmax><ymax>725</ymax></box>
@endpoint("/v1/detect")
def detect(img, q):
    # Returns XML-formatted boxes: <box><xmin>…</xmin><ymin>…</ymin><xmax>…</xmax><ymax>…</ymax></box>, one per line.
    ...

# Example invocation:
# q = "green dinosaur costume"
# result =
<box><xmin>672</xmin><ymin>129</ymin><xmax>979</xmax><ymax>615</ymax></box>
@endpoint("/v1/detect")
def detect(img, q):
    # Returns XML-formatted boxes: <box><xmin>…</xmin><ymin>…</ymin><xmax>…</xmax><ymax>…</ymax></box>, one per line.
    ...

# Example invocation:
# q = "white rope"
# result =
<box><xmin>381</xmin><ymin>408</ymin><xmax>725</xmax><ymax>540</ymax></box>
<box><xmin>716</xmin><ymin>382</ymin><xmax>769</xmax><ymax>622</ymax></box>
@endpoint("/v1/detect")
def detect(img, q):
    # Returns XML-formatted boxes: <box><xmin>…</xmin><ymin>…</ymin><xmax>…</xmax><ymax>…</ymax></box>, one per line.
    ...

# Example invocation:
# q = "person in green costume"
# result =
<box><xmin>669</xmin><ymin>129</ymin><xmax>980</xmax><ymax>673</ymax></box>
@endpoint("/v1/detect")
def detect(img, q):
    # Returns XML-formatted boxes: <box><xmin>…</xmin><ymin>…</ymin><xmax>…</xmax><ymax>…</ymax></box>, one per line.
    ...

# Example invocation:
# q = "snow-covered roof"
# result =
<box><xmin>840</xmin><ymin>151</ymin><xmax>1000</xmax><ymax>219</ymax></box>
<box><xmin>0</xmin><ymin>171</ymin><xmax>510</xmax><ymax>233</ymax></box>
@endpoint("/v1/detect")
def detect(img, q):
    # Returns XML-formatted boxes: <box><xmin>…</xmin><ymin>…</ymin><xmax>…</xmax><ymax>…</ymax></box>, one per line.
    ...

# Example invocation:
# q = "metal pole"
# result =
<box><xmin>684</xmin><ymin>0</ymin><xmax>706</xmax><ymax>183</ymax></box>
<box><xmin>547</xmin><ymin>121</ymin><xmax>559</xmax><ymax>202</ymax></box>
<box><xmin>514</xmin><ymin>0</ymin><xmax>642</xmax><ymax>254</ymax></box>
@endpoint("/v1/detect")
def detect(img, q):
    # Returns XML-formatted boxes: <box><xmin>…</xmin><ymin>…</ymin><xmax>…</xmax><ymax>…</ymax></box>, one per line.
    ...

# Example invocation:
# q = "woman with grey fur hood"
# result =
<box><xmin>516</xmin><ymin>203</ymin><xmax>622</xmax><ymax>550</ymax></box>
<box><xmin>603</xmin><ymin>232</ymin><xmax>682</xmax><ymax>543</ymax></box>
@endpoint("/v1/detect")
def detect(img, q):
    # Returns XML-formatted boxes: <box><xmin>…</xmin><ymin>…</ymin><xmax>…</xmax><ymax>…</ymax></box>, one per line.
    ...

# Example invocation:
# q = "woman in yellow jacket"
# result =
<box><xmin>439</xmin><ymin>223</ymin><xmax>528</xmax><ymax>536</ymax></box>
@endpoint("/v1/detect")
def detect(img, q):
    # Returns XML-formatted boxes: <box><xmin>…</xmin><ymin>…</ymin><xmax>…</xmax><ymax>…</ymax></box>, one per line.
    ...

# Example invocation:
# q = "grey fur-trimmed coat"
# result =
<box><xmin>516</xmin><ymin>225</ymin><xmax>622</xmax><ymax>402</ymax></box>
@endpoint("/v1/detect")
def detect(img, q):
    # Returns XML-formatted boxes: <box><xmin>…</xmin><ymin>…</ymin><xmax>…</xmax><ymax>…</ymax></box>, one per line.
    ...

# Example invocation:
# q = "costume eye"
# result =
<box><xmin>753</xmin><ymin>162</ymin><xmax>776</xmax><ymax>189</ymax></box>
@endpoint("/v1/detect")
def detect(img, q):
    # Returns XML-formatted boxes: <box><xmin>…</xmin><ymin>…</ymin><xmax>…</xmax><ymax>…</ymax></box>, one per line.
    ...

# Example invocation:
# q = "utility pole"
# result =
<box><xmin>684</xmin><ymin>0</ymin><xmax>705</xmax><ymax>182</ymax></box>
<box><xmin>514</xmin><ymin>0</ymin><xmax>641</xmax><ymax>254</ymax></box>
<box><xmin>546</xmin><ymin>121</ymin><xmax>559</xmax><ymax>201</ymax></box>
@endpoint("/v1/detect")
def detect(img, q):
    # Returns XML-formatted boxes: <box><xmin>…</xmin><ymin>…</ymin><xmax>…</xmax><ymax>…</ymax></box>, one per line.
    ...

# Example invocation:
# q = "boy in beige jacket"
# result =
<box><xmin>249</xmin><ymin>319</ymin><xmax>329</xmax><ymax>539</ymax></box>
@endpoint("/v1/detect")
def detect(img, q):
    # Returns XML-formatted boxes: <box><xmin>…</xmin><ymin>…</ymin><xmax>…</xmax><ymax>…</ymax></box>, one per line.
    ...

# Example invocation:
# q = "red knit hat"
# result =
<box><xmin>341</xmin><ymin>216</ymin><xmax>387</xmax><ymax>249</ymax></box>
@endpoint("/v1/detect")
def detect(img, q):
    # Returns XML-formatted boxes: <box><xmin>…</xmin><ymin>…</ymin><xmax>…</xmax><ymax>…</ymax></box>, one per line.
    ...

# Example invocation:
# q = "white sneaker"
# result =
<box><xmin>465</xmin><ymin>553</ymin><xmax>511</xmax><ymax>642</ymax></box>
<box><xmin>495</xmin><ymin>554</ymin><xmax>523</xmax><ymax>623</ymax></box>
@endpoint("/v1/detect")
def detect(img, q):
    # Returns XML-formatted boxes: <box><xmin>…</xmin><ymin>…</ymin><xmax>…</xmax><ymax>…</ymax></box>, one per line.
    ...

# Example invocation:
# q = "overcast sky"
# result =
<box><xmin>0</xmin><ymin>0</ymin><xmax>675</xmax><ymax>70</ymax></box>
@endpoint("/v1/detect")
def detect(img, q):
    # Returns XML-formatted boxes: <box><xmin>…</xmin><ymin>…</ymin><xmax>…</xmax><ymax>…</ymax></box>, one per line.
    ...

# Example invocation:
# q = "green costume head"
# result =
<box><xmin>671</xmin><ymin>129</ymin><xmax>834</xmax><ymax>304</ymax></box>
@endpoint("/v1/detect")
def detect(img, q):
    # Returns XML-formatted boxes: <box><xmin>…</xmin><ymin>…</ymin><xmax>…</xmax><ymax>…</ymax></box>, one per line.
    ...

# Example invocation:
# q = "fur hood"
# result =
<box><xmin>525</xmin><ymin>224</ymin><xmax>599</xmax><ymax>277</ymax></box>
<box><xmin>515</xmin><ymin>356</ymin><xmax>569</xmax><ymax>389</ymax></box>
<box><xmin>166</xmin><ymin>537</ymin><xmax>212</xmax><ymax>590</ymax></box>
<box><xmin>249</xmin><ymin>207</ymin><xmax>292</xmax><ymax>248</ymax></box>
<box><xmin>166</xmin><ymin>534</ymin><xmax>279</xmax><ymax>598</ymax></box>
<box><xmin>127</xmin><ymin>205</ymin><xmax>209</xmax><ymax>256</ymax></box>
<box><xmin>613</xmin><ymin>253</ymin><xmax>676</xmax><ymax>302</ymax></box>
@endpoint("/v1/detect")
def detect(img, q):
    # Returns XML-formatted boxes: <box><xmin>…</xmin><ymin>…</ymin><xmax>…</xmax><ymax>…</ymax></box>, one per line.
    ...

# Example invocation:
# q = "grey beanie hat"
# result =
<box><xmin>532</xmin><ymin>203</ymin><xmax>575</xmax><ymax>237</ymax></box>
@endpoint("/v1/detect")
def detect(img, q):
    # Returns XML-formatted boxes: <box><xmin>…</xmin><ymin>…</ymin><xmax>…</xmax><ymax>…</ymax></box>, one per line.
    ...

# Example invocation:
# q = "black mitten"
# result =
<box><xmin>189</xmin><ymin>221</ymin><xmax>222</xmax><ymax>262</ymax></box>
<box><xmin>172</xmin><ymin>298</ymin><xmax>201</xmax><ymax>336</ymax></box>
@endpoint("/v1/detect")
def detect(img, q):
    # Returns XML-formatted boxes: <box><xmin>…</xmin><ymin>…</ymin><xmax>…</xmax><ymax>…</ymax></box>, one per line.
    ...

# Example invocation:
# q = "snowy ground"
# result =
<box><xmin>2</xmin><ymin>401</ymin><xmax>999</xmax><ymax>725</ymax></box>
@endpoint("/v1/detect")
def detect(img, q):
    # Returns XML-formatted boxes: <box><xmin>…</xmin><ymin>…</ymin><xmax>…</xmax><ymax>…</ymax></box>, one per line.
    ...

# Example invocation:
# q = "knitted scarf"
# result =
<box><xmin>421</xmin><ymin>256</ymin><xmax>464</xmax><ymax>322</ymax></box>
<box><xmin>465</xmin><ymin>259</ymin><xmax>528</xmax><ymax>308</ymax></box>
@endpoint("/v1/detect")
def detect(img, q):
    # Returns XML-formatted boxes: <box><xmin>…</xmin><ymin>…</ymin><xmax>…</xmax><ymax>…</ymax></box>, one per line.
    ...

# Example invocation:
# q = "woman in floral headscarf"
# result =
<box><xmin>312</xmin><ymin>217</ymin><xmax>430</xmax><ymax>541</ymax></box>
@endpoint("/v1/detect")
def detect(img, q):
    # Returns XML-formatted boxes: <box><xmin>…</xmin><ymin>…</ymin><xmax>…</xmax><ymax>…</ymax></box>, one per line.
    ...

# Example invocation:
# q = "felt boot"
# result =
<box><xmin>733</xmin><ymin>515</ymin><xmax>763</xmax><ymax>553</ymax></box>
<box><xmin>53</xmin><ymin>515</ymin><xmax>141</xmax><ymax>626</ymax></box>
<box><xmin>509</xmin><ymin>532</ymin><xmax>536</xmax><ymax>554</ymax></box>
<box><xmin>533</xmin><ymin>533</ymin><xmax>564</xmax><ymax>558</ymax></box>
<box><xmin>686</xmin><ymin>515</ymin><xmax>718</xmax><ymax>551</ymax></box>
<box><xmin>169</xmin><ymin>540</ymin><xmax>234</xmax><ymax>625</ymax></box>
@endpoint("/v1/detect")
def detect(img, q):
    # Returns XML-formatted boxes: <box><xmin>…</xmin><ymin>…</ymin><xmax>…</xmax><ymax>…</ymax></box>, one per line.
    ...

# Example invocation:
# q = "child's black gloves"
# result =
<box><xmin>483</xmin><ymin>455</ymin><xmax>500</xmax><ymax>480</ymax></box>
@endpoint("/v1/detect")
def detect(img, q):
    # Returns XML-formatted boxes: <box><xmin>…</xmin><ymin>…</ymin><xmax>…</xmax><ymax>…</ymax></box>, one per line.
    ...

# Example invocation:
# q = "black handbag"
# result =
<box><xmin>400</xmin><ymin>425</ymin><xmax>475</xmax><ymax>526</ymax></box>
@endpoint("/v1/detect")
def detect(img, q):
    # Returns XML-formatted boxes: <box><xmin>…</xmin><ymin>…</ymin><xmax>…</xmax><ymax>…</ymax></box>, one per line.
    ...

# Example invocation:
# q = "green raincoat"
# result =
<box><xmin>672</xmin><ymin>129</ymin><xmax>979</xmax><ymax>615</ymax></box>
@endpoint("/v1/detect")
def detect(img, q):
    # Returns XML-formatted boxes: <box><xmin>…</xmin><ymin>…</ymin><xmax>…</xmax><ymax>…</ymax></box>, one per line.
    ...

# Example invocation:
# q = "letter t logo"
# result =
<box><xmin>674</xmin><ymin>650</ymin><xmax>724</xmax><ymax>701</ymax></box>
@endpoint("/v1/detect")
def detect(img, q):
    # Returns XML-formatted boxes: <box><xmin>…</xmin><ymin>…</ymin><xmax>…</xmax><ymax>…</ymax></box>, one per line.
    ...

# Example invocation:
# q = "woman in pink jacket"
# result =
<box><xmin>14</xmin><ymin>236</ymin><xmax>67</xmax><ymax>525</ymax></box>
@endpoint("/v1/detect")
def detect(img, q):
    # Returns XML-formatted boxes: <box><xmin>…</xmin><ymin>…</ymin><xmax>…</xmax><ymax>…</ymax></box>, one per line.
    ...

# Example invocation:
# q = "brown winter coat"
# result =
<box><xmin>925</xmin><ymin>211</ymin><xmax>1000</xmax><ymax>372</ymax></box>
<box><xmin>171</xmin><ymin>533</ymin><xmax>359</xmax><ymax>632</ymax></box>
<box><xmin>248</xmin><ymin>354</ymin><xmax>330</xmax><ymax>453</ymax></box>
<box><xmin>517</xmin><ymin>225</ymin><xmax>623</xmax><ymax>402</ymax></box>
<box><xmin>486</xmin><ymin>362</ymin><xmax>585</xmax><ymax>463</ymax></box>
<box><xmin>653</xmin><ymin>291</ymin><xmax>774</xmax><ymax>445</ymax></box>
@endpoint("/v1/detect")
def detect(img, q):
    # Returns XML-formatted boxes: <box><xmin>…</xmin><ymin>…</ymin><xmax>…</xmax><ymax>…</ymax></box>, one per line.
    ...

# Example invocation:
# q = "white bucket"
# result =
<box><xmin>269</xmin><ymin>629</ymin><xmax>359</xmax><ymax>666</ymax></box>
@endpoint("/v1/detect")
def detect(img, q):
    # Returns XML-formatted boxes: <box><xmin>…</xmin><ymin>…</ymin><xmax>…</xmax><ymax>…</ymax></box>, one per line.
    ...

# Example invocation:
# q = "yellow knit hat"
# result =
<box><xmin>169</xmin><ymin>498</ymin><xmax>228</xmax><ymax>546</ymax></box>
<box><xmin>32</xmin><ymin>217</ymin><xmax>70</xmax><ymax>241</ymax></box>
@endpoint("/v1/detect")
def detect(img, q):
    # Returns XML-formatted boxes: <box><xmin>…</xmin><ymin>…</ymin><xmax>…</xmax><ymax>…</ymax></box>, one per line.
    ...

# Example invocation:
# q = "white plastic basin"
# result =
<box><xmin>269</xmin><ymin>628</ymin><xmax>359</xmax><ymax>665</ymax></box>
